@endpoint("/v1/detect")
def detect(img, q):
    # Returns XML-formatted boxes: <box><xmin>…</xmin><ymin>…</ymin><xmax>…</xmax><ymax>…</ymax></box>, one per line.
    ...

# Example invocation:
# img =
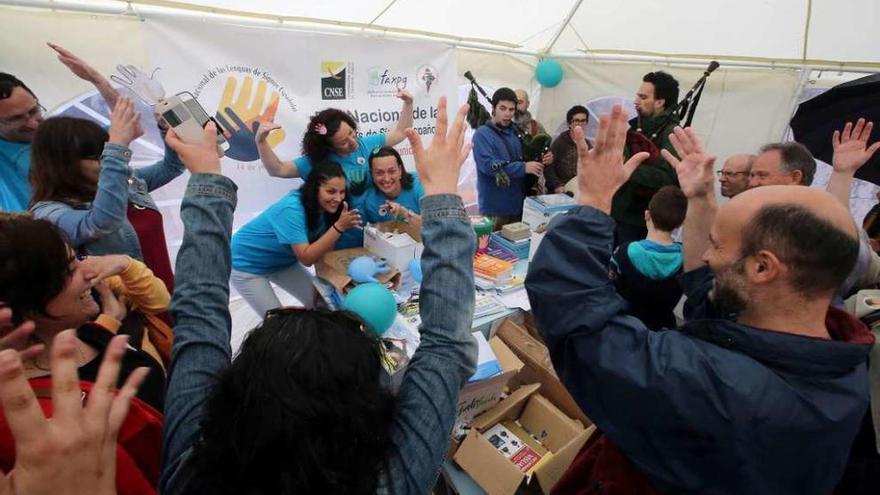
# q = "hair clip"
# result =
<box><xmin>313</xmin><ymin>123</ymin><xmax>328</xmax><ymax>135</ymax></box>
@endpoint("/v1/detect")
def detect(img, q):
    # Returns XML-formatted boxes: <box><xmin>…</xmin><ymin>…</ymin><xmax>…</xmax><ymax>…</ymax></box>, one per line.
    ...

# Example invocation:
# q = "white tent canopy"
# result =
<box><xmin>3</xmin><ymin>0</ymin><xmax>880</xmax><ymax>69</ymax></box>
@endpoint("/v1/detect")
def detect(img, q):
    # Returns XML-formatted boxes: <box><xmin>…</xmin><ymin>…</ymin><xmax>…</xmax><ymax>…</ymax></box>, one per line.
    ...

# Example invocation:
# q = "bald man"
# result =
<box><xmin>718</xmin><ymin>153</ymin><xmax>754</xmax><ymax>198</ymax></box>
<box><xmin>526</xmin><ymin>112</ymin><xmax>873</xmax><ymax>495</ymax></box>
<box><xmin>513</xmin><ymin>89</ymin><xmax>546</xmax><ymax>137</ymax></box>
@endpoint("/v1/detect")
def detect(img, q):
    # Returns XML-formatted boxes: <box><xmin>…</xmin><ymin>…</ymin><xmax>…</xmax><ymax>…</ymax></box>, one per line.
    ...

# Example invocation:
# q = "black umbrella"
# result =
<box><xmin>791</xmin><ymin>73</ymin><xmax>880</xmax><ymax>184</ymax></box>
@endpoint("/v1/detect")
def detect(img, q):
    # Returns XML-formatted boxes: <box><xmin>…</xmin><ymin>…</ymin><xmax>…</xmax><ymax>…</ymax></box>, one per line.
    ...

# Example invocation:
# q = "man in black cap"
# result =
<box><xmin>472</xmin><ymin>87</ymin><xmax>545</xmax><ymax>229</ymax></box>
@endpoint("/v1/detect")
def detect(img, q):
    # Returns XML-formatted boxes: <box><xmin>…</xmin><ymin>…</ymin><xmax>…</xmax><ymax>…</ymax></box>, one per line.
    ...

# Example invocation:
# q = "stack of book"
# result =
<box><xmin>474</xmin><ymin>253</ymin><xmax>515</xmax><ymax>286</ymax></box>
<box><xmin>489</xmin><ymin>232</ymin><xmax>530</xmax><ymax>260</ymax></box>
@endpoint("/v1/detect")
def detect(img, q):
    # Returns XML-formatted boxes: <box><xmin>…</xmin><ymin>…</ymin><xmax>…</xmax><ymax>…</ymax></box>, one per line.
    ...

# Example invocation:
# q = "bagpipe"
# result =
<box><xmin>465</xmin><ymin>71</ymin><xmax>551</xmax><ymax>195</ymax></box>
<box><xmin>627</xmin><ymin>61</ymin><xmax>720</xmax><ymax>162</ymax></box>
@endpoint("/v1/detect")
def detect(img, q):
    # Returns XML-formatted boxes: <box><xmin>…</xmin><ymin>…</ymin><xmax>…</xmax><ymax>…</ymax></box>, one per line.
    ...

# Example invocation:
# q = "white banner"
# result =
<box><xmin>130</xmin><ymin>18</ymin><xmax>458</xmax><ymax>263</ymax></box>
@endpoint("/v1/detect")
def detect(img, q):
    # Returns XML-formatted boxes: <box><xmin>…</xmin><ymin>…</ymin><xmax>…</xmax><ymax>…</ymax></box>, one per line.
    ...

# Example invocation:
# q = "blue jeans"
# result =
<box><xmin>160</xmin><ymin>173</ymin><xmax>477</xmax><ymax>495</ymax></box>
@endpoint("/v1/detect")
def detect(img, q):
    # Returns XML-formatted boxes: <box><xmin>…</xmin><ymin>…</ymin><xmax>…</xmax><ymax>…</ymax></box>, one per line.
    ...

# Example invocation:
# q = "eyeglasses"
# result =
<box><xmin>570</xmin><ymin>118</ymin><xmax>588</xmax><ymax>124</ymax></box>
<box><xmin>716</xmin><ymin>170</ymin><xmax>749</xmax><ymax>178</ymax></box>
<box><xmin>0</xmin><ymin>103</ymin><xmax>45</xmax><ymax>126</ymax></box>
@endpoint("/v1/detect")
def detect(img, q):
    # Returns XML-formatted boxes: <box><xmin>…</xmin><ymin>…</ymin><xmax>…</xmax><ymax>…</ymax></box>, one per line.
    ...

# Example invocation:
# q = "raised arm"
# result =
<box><xmin>292</xmin><ymin>202</ymin><xmax>362</xmax><ymax>266</ymax></box>
<box><xmin>661</xmin><ymin>127</ymin><xmax>718</xmax><ymax>272</ymax></box>
<box><xmin>160</xmin><ymin>123</ymin><xmax>238</xmax><ymax>491</ymax></box>
<box><xmin>255</xmin><ymin>121</ymin><xmax>301</xmax><ymax>178</ymax></box>
<box><xmin>385</xmin><ymin>97</ymin><xmax>479</xmax><ymax>495</ymax></box>
<box><xmin>384</xmin><ymin>90</ymin><xmax>415</xmax><ymax>146</ymax></box>
<box><xmin>826</xmin><ymin>118</ymin><xmax>880</xmax><ymax>210</ymax></box>
<box><xmin>48</xmin><ymin>42</ymin><xmax>119</xmax><ymax>109</ymax></box>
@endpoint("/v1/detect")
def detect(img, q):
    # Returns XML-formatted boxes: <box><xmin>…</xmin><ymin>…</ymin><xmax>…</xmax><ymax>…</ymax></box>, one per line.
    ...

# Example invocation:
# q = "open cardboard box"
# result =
<box><xmin>495</xmin><ymin>318</ymin><xmax>591</xmax><ymax>427</ymax></box>
<box><xmin>454</xmin><ymin>336</ymin><xmax>524</xmax><ymax>433</ymax></box>
<box><xmin>453</xmin><ymin>383</ymin><xmax>595</xmax><ymax>495</ymax></box>
<box><xmin>314</xmin><ymin>247</ymin><xmax>401</xmax><ymax>294</ymax></box>
<box><xmin>363</xmin><ymin>219</ymin><xmax>424</xmax><ymax>273</ymax></box>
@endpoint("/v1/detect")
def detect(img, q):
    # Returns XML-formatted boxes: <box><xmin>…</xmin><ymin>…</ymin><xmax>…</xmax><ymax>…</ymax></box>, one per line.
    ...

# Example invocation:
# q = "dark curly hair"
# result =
<box><xmin>0</xmin><ymin>214</ymin><xmax>74</xmax><ymax>325</ymax></box>
<box><xmin>369</xmin><ymin>146</ymin><xmax>414</xmax><ymax>190</ymax></box>
<box><xmin>299</xmin><ymin>161</ymin><xmax>348</xmax><ymax>237</ymax></box>
<box><xmin>187</xmin><ymin>308</ymin><xmax>396</xmax><ymax>495</ymax></box>
<box><xmin>301</xmin><ymin>108</ymin><xmax>358</xmax><ymax>162</ymax></box>
<box><xmin>29</xmin><ymin>116</ymin><xmax>108</xmax><ymax>207</ymax></box>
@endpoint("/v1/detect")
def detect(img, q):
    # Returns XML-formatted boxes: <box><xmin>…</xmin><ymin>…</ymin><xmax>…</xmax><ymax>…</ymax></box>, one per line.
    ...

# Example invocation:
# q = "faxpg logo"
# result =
<box><xmin>321</xmin><ymin>61</ymin><xmax>353</xmax><ymax>100</ymax></box>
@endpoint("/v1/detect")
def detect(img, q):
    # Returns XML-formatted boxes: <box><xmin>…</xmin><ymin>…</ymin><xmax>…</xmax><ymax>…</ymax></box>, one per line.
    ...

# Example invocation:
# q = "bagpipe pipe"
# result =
<box><xmin>464</xmin><ymin>71</ymin><xmax>552</xmax><ymax>195</ymax></box>
<box><xmin>627</xmin><ymin>61</ymin><xmax>720</xmax><ymax>163</ymax></box>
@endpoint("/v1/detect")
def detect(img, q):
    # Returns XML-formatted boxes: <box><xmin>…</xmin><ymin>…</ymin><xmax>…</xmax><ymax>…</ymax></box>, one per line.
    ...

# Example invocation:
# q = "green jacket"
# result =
<box><xmin>611</xmin><ymin>109</ymin><xmax>680</xmax><ymax>228</ymax></box>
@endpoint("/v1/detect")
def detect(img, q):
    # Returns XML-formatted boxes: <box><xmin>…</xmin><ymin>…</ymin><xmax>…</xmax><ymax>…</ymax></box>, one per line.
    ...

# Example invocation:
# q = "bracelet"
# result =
<box><xmin>332</xmin><ymin>224</ymin><xmax>343</xmax><ymax>234</ymax></box>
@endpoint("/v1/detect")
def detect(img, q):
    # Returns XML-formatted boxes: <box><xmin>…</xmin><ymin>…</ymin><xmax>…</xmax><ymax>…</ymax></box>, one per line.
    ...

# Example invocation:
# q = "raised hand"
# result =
<box><xmin>47</xmin><ymin>43</ymin><xmax>104</xmax><ymax>84</ymax></box>
<box><xmin>94</xmin><ymin>281</ymin><xmax>127</xmax><ymax>322</ymax></box>
<box><xmin>166</xmin><ymin>121</ymin><xmax>222</xmax><ymax>174</ymax></box>
<box><xmin>574</xmin><ymin>105</ymin><xmax>650</xmax><ymax>213</ymax></box>
<box><xmin>255</xmin><ymin>121</ymin><xmax>283</xmax><ymax>145</ymax></box>
<box><xmin>661</xmin><ymin>126</ymin><xmax>717</xmax><ymax>199</ymax></box>
<box><xmin>405</xmin><ymin>96</ymin><xmax>471</xmax><ymax>196</ymax></box>
<box><xmin>832</xmin><ymin>118</ymin><xmax>880</xmax><ymax>173</ymax></box>
<box><xmin>79</xmin><ymin>255</ymin><xmax>131</xmax><ymax>284</ymax></box>
<box><xmin>108</xmin><ymin>97</ymin><xmax>144</xmax><ymax>146</ymax></box>
<box><xmin>215</xmin><ymin>76</ymin><xmax>285</xmax><ymax>161</ymax></box>
<box><xmin>334</xmin><ymin>202</ymin><xmax>362</xmax><ymax>231</ymax></box>
<box><xmin>396</xmin><ymin>90</ymin><xmax>414</xmax><ymax>105</ymax></box>
<box><xmin>0</xmin><ymin>307</ymin><xmax>42</xmax><ymax>361</ymax></box>
<box><xmin>0</xmin><ymin>331</ymin><xmax>148</xmax><ymax>495</ymax></box>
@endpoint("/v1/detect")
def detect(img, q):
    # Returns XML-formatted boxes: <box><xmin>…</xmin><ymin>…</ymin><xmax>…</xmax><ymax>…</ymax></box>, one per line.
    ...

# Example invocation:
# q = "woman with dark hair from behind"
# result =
<box><xmin>29</xmin><ymin>97</ymin><xmax>184</xmax><ymax>293</ymax></box>
<box><xmin>230</xmin><ymin>160</ymin><xmax>362</xmax><ymax>317</ymax></box>
<box><xmin>160</xmin><ymin>97</ymin><xmax>477</xmax><ymax>495</ymax></box>
<box><xmin>363</xmin><ymin>145</ymin><xmax>425</xmax><ymax>230</ymax></box>
<box><xmin>254</xmin><ymin>91</ymin><xmax>414</xmax><ymax>247</ymax></box>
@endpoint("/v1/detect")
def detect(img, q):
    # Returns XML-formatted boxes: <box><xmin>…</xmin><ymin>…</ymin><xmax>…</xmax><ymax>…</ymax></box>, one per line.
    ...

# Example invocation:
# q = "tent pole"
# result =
<box><xmin>542</xmin><ymin>0</ymin><xmax>583</xmax><ymax>55</ymax></box>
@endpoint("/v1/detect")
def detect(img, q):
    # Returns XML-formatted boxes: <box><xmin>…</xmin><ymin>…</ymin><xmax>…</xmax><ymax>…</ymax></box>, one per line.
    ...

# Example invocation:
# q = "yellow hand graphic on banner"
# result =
<box><xmin>214</xmin><ymin>76</ymin><xmax>286</xmax><ymax>161</ymax></box>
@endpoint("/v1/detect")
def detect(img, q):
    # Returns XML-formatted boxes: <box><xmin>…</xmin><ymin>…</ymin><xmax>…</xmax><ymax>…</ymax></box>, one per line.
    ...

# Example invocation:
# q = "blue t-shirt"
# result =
<box><xmin>0</xmin><ymin>138</ymin><xmax>32</xmax><ymax>212</ymax></box>
<box><xmin>231</xmin><ymin>190</ymin><xmax>327</xmax><ymax>275</ymax></box>
<box><xmin>363</xmin><ymin>173</ymin><xmax>425</xmax><ymax>224</ymax></box>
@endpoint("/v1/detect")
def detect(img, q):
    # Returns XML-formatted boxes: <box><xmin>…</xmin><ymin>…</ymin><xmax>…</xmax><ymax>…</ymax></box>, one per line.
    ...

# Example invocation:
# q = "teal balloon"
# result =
<box><xmin>343</xmin><ymin>283</ymin><xmax>397</xmax><ymax>336</ymax></box>
<box><xmin>535</xmin><ymin>59</ymin><xmax>564</xmax><ymax>88</ymax></box>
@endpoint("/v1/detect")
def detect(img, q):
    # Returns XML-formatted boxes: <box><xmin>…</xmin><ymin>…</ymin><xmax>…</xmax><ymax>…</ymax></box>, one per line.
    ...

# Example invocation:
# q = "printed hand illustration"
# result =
<box><xmin>214</xmin><ymin>76</ymin><xmax>285</xmax><ymax>161</ymax></box>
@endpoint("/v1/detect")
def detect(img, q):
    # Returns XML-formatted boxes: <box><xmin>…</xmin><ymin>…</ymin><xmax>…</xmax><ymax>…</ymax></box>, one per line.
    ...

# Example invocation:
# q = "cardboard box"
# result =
<box><xmin>454</xmin><ymin>336</ymin><xmax>524</xmax><ymax>433</ymax></box>
<box><xmin>521</xmin><ymin>194</ymin><xmax>577</xmax><ymax>230</ymax></box>
<box><xmin>495</xmin><ymin>318</ymin><xmax>591</xmax><ymax>427</ymax></box>
<box><xmin>314</xmin><ymin>247</ymin><xmax>401</xmax><ymax>294</ymax></box>
<box><xmin>363</xmin><ymin>220</ymin><xmax>423</xmax><ymax>273</ymax></box>
<box><xmin>453</xmin><ymin>383</ymin><xmax>596</xmax><ymax>495</ymax></box>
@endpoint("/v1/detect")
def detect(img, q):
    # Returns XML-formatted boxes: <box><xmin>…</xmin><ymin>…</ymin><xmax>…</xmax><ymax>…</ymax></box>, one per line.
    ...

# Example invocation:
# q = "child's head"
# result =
<box><xmin>646</xmin><ymin>186</ymin><xmax>687</xmax><ymax>233</ymax></box>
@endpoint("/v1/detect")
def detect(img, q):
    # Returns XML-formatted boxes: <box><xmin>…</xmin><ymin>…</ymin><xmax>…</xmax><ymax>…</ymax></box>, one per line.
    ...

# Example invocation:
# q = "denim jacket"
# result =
<box><xmin>30</xmin><ymin>142</ymin><xmax>185</xmax><ymax>259</ymax></box>
<box><xmin>160</xmin><ymin>174</ymin><xmax>477</xmax><ymax>495</ymax></box>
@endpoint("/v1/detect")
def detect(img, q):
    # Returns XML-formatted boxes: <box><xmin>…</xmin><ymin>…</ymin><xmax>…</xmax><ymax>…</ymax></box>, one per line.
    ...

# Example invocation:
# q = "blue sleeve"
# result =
<box><xmin>134</xmin><ymin>140</ymin><xmax>186</xmax><ymax>192</ymax></box>
<box><xmin>386</xmin><ymin>194</ymin><xmax>478</xmax><ymax>495</ymax></box>
<box><xmin>294</xmin><ymin>155</ymin><xmax>313</xmax><ymax>180</ymax></box>
<box><xmin>409</xmin><ymin>174</ymin><xmax>425</xmax><ymax>214</ymax></box>
<box><xmin>266</xmin><ymin>197</ymin><xmax>310</xmax><ymax>246</ymax></box>
<box><xmin>160</xmin><ymin>173</ymin><xmax>238</xmax><ymax>492</ymax></box>
<box><xmin>471</xmin><ymin>128</ymin><xmax>525</xmax><ymax>179</ymax></box>
<box><xmin>30</xmin><ymin>143</ymin><xmax>131</xmax><ymax>247</ymax></box>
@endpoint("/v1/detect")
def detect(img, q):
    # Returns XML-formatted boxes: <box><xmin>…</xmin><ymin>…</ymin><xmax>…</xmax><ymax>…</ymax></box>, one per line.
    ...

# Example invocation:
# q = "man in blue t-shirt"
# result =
<box><xmin>0</xmin><ymin>74</ymin><xmax>42</xmax><ymax>212</ymax></box>
<box><xmin>1</xmin><ymin>49</ymin><xmax>119</xmax><ymax>212</ymax></box>
<box><xmin>472</xmin><ymin>87</ymin><xmax>546</xmax><ymax>230</ymax></box>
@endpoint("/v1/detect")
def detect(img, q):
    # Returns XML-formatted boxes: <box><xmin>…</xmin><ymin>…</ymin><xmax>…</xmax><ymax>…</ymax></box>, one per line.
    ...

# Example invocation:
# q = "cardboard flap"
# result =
<box><xmin>497</xmin><ymin>319</ymin><xmax>592</xmax><ymax>427</ymax></box>
<box><xmin>534</xmin><ymin>425</ymin><xmax>596</xmax><ymax>494</ymax></box>
<box><xmin>488</xmin><ymin>336</ymin><xmax>524</xmax><ymax>374</ymax></box>
<box><xmin>454</xmin><ymin>430</ymin><xmax>525</xmax><ymax>495</ymax></box>
<box><xmin>472</xmin><ymin>383</ymin><xmax>540</xmax><ymax>431</ymax></box>
<box><xmin>519</xmin><ymin>395</ymin><xmax>583</xmax><ymax>452</ymax></box>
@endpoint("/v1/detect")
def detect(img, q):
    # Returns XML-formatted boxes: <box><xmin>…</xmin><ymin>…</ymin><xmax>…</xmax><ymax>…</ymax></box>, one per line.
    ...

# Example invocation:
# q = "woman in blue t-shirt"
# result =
<box><xmin>253</xmin><ymin>91</ymin><xmax>413</xmax><ymax>247</ymax></box>
<box><xmin>230</xmin><ymin>161</ymin><xmax>362</xmax><ymax>317</ymax></box>
<box><xmin>362</xmin><ymin>146</ymin><xmax>425</xmax><ymax>230</ymax></box>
